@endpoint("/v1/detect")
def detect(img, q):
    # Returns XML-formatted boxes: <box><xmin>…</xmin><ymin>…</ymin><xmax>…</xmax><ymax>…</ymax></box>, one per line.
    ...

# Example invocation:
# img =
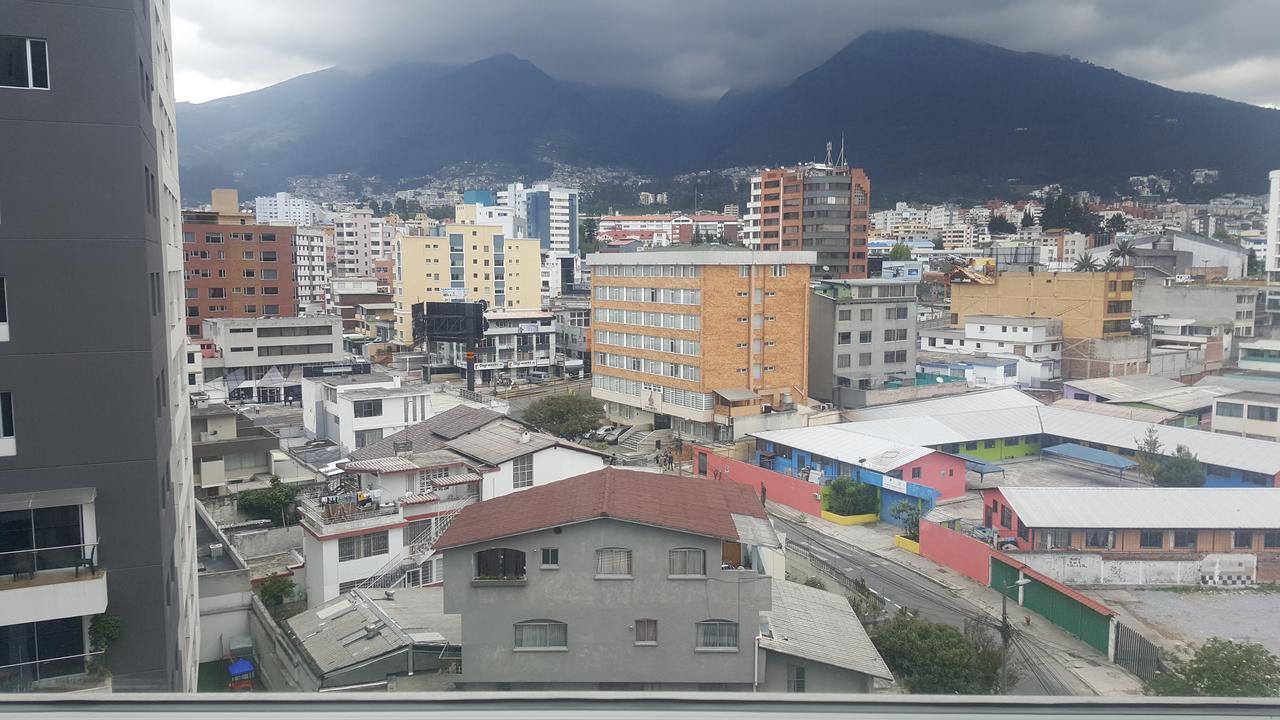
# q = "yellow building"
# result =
<box><xmin>588</xmin><ymin>247</ymin><xmax>817</xmax><ymax>441</ymax></box>
<box><xmin>950</xmin><ymin>269</ymin><xmax>1134</xmax><ymax>340</ymax></box>
<box><xmin>393</xmin><ymin>218</ymin><xmax>541</xmax><ymax>345</ymax></box>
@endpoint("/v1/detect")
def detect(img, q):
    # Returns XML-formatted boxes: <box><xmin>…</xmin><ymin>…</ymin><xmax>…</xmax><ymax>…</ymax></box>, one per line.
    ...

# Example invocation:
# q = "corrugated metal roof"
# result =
<box><xmin>1041</xmin><ymin>443</ymin><xmax>1137</xmax><ymax>471</ymax></box>
<box><xmin>997</xmin><ymin>487</ymin><xmax>1280</xmax><ymax>529</ymax></box>
<box><xmin>845</xmin><ymin>387</ymin><xmax>1041</xmax><ymax>421</ymax></box>
<box><xmin>444</xmin><ymin>420</ymin><xmax>557</xmax><ymax>465</ymax></box>
<box><xmin>340</xmin><ymin>456</ymin><xmax>421</xmax><ymax>474</ymax></box>
<box><xmin>1062</xmin><ymin>375</ymin><xmax>1184</xmax><ymax>401</ymax></box>
<box><xmin>1111</xmin><ymin>385</ymin><xmax>1235</xmax><ymax>413</ymax></box>
<box><xmin>761</xmin><ymin>581</ymin><xmax>893</xmax><ymax>681</ymax></box>
<box><xmin>836</xmin><ymin>405</ymin><xmax>1045</xmax><ymax>448</ymax></box>
<box><xmin>1050</xmin><ymin>399</ymin><xmax>1179</xmax><ymax>425</ymax></box>
<box><xmin>753</xmin><ymin>426</ymin><xmax>932</xmax><ymax>473</ymax></box>
<box><xmin>1197</xmin><ymin>374</ymin><xmax>1280</xmax><ymax>396</ymax></box>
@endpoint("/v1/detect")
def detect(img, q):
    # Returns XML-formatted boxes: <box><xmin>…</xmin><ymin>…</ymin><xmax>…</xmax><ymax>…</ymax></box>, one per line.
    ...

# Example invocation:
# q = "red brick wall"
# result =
<box><xmin>183</xmin><ymin>223</ymin><xmax>297</xmax><ymax>336</ymax></box>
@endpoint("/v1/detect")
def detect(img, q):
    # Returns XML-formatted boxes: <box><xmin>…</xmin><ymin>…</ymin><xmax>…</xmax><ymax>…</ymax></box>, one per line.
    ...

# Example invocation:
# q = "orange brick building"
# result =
<box><xmin>745</xmin><ymin>163</ymin><xmax>871</xmax><ymax>278</ymax></box>
<box><xmin>588</xmin><ymin>247</ymin><xmax>816</xmax><ymax>441</ymax></box>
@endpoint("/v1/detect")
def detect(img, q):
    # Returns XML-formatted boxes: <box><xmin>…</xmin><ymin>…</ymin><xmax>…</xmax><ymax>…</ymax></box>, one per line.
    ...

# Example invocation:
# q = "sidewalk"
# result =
<box><xmin>769</xmin><ymin>502</ymin><xmax>1146</xmax><ymax>697</ymax></box>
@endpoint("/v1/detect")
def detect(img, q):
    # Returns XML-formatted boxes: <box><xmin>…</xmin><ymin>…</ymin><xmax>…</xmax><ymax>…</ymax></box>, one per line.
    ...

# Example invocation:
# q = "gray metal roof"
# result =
<box><xmin>713</xmin><ymin>387</ymin><xmax>760</xmax><ymax>402</ymax></box>
<box><xmin>753</xmin><ymin>425</ymin><xmax>932</xmax><ymax>473</ymax></box>
<box><xmin>1109</xmin><ymin>385</ymin><xmax>1235</xmax><ymax>413</ymax></box>
<box><xmin>347</xmin><ymin>406</ymin><xmax>505</xmax><ymax>461</ymax></box>
<box><xmin>1050</xmin><ymin>399</ymin><xmax>1179</xmax><ymax>425</ymax></box>
<box><xmin>1062</xmin><ymin>375</ymin><xmax>1184</xmax><ymax>401</ymax></box>
<box><xmin>1197</xmin><ymin>374</ymin><xmax>1280</xmax><ymax>396</ymax></box>
<box><xmin>288</xmin><ymin>587</ymin><xmax>459</xmax><ymax>676</ymax></box>
<box><xmin>998</xmin><ymin>487</ymin><xmax>1280</xmax><ymax>529</ymax></box>
<box><xmin>761</xmin><ymin>580</ymin><xmax>893</xmax><ymax>681</ymax></box>
<box><xmin>1215</xmin><ymin>391</ymin><xmax>1280</xmax><ymax>405</ymax></box>
<box><xmin>444</xmin><ymin>420</ymin><xmax>556</xmax><ymax>465</ymax></box>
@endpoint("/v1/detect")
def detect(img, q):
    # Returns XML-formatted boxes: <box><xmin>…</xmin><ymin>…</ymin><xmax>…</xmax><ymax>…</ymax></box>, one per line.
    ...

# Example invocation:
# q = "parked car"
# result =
<box><xmin>604</xmin><ymin>425</ymin><xmax>630</xmax><ymax>445</ymax></box>
<box><xmin>527</xmin><ymin>370</ymin><xmax>551</xmax><ymax>384</ymax></box>
<box><xmin>592</xmin><ymin>425</ymin><xmax>616</xmax><ymax>442</ymax></box>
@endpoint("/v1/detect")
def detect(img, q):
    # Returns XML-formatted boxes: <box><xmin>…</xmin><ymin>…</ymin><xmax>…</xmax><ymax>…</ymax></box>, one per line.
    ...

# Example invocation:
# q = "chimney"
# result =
<box><xmin>519</xmin><ymin>431</ymin><xmax>531</xmax><ymax>444</ymax></box>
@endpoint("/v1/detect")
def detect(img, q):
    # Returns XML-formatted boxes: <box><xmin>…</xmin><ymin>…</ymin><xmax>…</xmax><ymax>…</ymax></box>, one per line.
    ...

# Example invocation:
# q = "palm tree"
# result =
<box><xmin>1109</xmin><ymin>239</ymin><xmax>1137</xmax><ymax>266</ymax></box>
<box><xmin>1073</xmin><ymin>253</ymin><xmax>1101</xmax><ymax>272</ymax></box>
<box><xmin>1100</xmin><ymin>256</ymin><xmax>1121</xmax><ymax>272</ymax></box>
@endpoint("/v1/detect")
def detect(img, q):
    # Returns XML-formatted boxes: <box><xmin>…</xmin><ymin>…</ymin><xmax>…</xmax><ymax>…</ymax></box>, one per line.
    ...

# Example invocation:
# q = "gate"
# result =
<box><xmin>1114</xmin><ymin>622</ymin><xmax>1162</xmax><ymax>681</ymax></box>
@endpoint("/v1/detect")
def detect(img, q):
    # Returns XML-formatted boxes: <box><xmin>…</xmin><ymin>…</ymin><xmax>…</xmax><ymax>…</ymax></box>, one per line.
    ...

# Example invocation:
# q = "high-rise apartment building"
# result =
<box><xmin>294</xmin><ymin>226</ymin><xmax>330</xmax><ymax>314</ymax></box>
<box><xmin>498</xmin><ymin>182</ymin><xmax>579</xmax><ymax>255</ymax></box>
<box><xmin>588</xmin><ymin>247</ymin><xmax>816</xmax><ymax>441</ymax></box>
<box><xmin>254</xmin><ymin>191</ymin><xmax>321</xmax><ymax>226</ymax></box>
<box><xmin>743</xmin><ymin>163</ymin><xmax>871</xmax><ymax>278</ymax></box>
<box><xmin>182</xmin><ymin>195</ymin><xmax>298</xmax><ymax>337</ymax></box>
<box><xmin>809</xmin><ymin>279</ymin><xmax>919</xmax><ymax>405</ymax></box>
<box><xmin>1266</xmin><ymin>170</ymin><xmax>1280</xmax><ymax>278</ymax></box>
<box><xmin>392</xmin><ymin>218</ymin><xmax>542</xmax><ymax>346</ymax></box>
<box><xmin>332</xmin><ymin>208</ymin><xmax>390</xmax><ymax>277</ymax></box>
<box><xmin>0</xmin><ymin>0</ymin><xmax>197</xmax><ymax>690</ymax></box>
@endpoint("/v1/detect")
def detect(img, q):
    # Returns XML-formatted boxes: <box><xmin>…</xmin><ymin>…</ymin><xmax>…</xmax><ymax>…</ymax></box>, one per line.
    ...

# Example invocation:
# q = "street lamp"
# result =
<box><xmin>1001</xmin><ymin>578</ymin><xmax>1032</xmax><ymax>694</ymax></box>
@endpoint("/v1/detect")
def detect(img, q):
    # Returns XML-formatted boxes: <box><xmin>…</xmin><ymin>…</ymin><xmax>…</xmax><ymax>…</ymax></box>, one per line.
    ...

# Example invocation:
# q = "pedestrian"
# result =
<box><xmin>609</xmin><ymin>453</ymin><xmax>616</xmax><ymax>466</ymax></box>
<box><xmin>654</xmin><ymin>453</ymin><xmax>662</xmax><ymax>468</ymax></box>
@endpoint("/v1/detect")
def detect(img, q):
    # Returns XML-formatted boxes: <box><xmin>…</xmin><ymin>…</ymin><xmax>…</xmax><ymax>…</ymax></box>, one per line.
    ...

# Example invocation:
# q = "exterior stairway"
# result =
<box><xmin>356</xmin><ymin>495</ymin><xmax>476</xmax><ymax>591</ymax></box>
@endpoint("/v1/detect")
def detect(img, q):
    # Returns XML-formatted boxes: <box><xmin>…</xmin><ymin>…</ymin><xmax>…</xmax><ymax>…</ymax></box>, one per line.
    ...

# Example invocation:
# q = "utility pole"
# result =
<box><xmin>1001</xmin><ymin>578</ymin><xmax>1030</xmax><ymax>694</ymax></box>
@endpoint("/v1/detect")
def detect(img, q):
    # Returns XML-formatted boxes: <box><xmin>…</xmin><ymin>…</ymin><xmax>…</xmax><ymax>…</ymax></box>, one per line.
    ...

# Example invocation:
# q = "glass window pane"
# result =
<box><xmin>28</xmin><ymin>40</ymin><xmax>47</xmax><ymax>89</ymax></box>
<box><xmin>0</xmin><ymin>36</ymin><xmax>29</xmax><ymax>88</ymax></box>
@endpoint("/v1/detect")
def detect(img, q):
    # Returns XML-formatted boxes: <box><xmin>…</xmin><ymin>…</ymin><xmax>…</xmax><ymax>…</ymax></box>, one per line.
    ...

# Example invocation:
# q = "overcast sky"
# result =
<box><xmin>173</xmin><ymin>0</ymin><xmax>1280</xmax><ymax>108</ymax></box>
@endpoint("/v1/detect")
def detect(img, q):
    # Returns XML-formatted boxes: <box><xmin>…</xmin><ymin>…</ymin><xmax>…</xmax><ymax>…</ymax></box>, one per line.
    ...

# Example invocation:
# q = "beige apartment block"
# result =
<box><xmin>588</xmin><ymin>247</ymin><xmax>816</xmax><ymax>441</ymax></box>
<box><xmin>950</xmin><ymin>269</ymin><xmax>1134</xmax><ymax>340</ymax></box>
<box><xmin>394</xmin><ymin>221</ymin><xmax>541</xmax><ymax>344</ymax></box>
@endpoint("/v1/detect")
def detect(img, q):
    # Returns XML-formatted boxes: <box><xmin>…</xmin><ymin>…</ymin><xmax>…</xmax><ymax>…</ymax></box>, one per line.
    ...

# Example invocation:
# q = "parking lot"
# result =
<box><xmin>1089</xmin><ymin>586</ymin><xmax>1280</xmax><ymax>656</ymax></box>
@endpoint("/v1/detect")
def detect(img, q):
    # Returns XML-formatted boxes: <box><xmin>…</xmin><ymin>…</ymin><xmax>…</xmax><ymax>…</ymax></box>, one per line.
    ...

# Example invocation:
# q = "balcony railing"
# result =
<box><xmin>297</xmin><ymin>491</ymin><xmax>401</xmax><ymax>533</ymax></box>
<box><xmin>0</xmin><ymin>542</ymin><xmax>99</xmax><ymax>584</ymax></box>
<box><xmin>0</xmin><ymin>650</ymin><xmax>107</xmax><ymax>691</ymax></box>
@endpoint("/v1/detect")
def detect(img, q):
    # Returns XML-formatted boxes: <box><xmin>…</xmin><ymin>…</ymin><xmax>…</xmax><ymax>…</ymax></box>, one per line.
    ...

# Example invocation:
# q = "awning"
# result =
<box><xmin>714</xmin><ymin>388</ymin><xmax>760</xmax><ymax>403</ymax></box>
<box><xmin>957</xmin><ymin>454</ymin><xmax>1005</xmax><ymax>476</ymax></box>
<box><xmin>1043</xmin><ymin>442</ymin><xmax>1137</xmax><ymax>471</ymax></box>
<box><xmin>0</xmin><ymin>487</ymin><xmax>96</xmax><ymax>513</ymax></box>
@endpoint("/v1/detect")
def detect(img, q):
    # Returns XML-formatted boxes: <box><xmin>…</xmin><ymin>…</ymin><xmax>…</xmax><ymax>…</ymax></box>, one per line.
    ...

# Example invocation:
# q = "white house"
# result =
<box><xmin>918</xmin><ymin>314</ymin><xmax>1062</xmax><ymax>387</ymax></box>
<box><xmin>301</xmin><ymin>373</ymin><xmax>510</xmax><ymax>454</ymax></box>
<box><xmin>299</xmin><ymin>406</ymin><xmax>608</xmax><ymax>605</ymax></box>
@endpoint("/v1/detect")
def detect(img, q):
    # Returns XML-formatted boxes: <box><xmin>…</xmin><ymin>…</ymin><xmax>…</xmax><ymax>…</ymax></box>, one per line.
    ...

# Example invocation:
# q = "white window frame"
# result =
<box><xmin>512</xmin><ymin>453</ymin><xmax>534</xmax><ymax>488</ymax></box>
<box><xmin>668</xmin><ymin>548</ymin><xmax>706</xmax><ymax>577</ymax></box>
<box><xmin>513</xmin><ymin>620</ymin><xmax>567</xmax><ymax>651</ymax></box>
<box><xmin>695</xmin><ymin>620</ymin><xmax>739</xmax><ymax>650</ymax></box>
<box><xmin>634</xmin><ymin>619</ymin><xmax>658</xmax><ymax>646</ymax></box>
<box><xmin>595</xmin><ymin>547</ymin><xmax>633</xmax><ymax>578</ymax></box>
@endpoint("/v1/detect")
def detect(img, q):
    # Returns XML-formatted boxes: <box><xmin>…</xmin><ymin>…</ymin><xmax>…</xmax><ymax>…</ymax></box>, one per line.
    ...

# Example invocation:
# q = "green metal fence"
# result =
<box><xmin>990</xmin><ymin>557</ymin><xmax>1112</xmax><ymax>655</ymax></box>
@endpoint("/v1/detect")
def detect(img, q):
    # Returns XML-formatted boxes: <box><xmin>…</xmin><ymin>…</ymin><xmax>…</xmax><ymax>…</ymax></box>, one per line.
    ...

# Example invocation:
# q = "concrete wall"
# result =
<box><xmin>442</xmin><ymin>518</ymin><xmax>771</xmax><ymax>688</ymax></box>
<box><xmin>758</xmin><ymin>650</ymin><xmax>872</xmax><ymax>693</ymax></box>
<box><xmin>197</xmin><ymin>570</ymin><xmax>252</xmax><ymax>663</ymax></box>
<box><xmin>692</xmin><ymin>446</ymin><xmax>821</xmax><ymax>517</ymax></box>
<box><xmin>227</xmin><ymin>525</ymin><xmax>304</xmax><ymax>560</ymax></box>
<box><xmin>479</xmin><ymin>445</ymin><xmax>606</xmax><ymax>500</ymax></box>
<box><xmin>1015</xmin><ymin>552</ymin><xmax>1247</xmax><ymax>586</ymax></box>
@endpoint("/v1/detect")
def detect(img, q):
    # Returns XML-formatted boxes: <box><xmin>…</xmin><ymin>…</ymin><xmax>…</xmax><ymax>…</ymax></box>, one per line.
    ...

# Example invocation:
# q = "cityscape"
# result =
<box><xmin>5</xmin><ymin>0</ymin><xmax>1280</xmax><ymax>714</ymax></box>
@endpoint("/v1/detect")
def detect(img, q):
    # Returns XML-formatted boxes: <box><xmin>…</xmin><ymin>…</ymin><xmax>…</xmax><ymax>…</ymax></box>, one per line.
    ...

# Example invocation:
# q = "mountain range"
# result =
<box><xmin>176</xmin><ymin>30</ymin><xmax>1280</xmax><ymax>204</ymax></box>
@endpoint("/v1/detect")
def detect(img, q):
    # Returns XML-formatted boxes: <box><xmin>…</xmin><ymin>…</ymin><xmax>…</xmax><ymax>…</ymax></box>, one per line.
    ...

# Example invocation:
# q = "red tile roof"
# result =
<box><xmin>435</xmin><ymin>468</ymin><xmax>766</xmax><ymax>549</ymax></box>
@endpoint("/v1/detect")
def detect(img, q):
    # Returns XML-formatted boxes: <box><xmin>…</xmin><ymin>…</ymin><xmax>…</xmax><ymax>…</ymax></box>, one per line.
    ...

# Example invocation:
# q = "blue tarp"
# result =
<box><xmin>227</xmin><ymin>658</ymin><xmax>254</xmax><ymax>676</ymax></box>
<box><xmin>1042</xmin><ymin>442</ymin><xmax>1137</xmax><ymax>471</ymax></box>
<box><xmin>957</xmin><ymin>454</ymin><xmax>1005</xmax><ymax>476</ymax></box>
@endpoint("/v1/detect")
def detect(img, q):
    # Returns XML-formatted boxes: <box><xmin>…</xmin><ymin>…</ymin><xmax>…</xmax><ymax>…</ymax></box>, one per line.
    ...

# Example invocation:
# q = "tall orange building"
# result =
<box><xmin>744</xmin><ymin>162</ymin><xmax>871</xmax><ymax>278</ymax></box>
<box><xmin>588</xmin><ymin>246</ymin><xmax>817</xmax><ymax>441</ymax></box>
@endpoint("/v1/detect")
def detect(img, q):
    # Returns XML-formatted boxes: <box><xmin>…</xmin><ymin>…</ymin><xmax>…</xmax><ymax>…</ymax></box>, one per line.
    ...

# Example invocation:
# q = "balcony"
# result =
<box><xmin>297</xmin><ymin>489</ymin><xmax>402</xmax><ymax>535</ymax></box>
<box><xmin>0</xmin><ymin>543</ymin><xmax>108</xmax><ymax>626</ymax></box>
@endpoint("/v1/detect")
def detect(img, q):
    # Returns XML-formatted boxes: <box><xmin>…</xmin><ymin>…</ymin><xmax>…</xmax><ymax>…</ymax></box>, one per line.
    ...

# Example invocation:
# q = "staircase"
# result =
<box><xmin>356</xmin><ymin>496</ymin><xmax>476</xmax><ymax>591</ymax></box>
<box><xmin>616</xmin><ymin>428</ymin><xmax>674</xmax><ymax>464</ymax></box>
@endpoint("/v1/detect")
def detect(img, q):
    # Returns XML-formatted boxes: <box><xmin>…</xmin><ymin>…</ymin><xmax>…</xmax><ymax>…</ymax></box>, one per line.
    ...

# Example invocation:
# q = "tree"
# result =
<box><xmin>888</xmin><ymin>243</ymin><xmax>914</xmax><ymax>261</ymax></box>
<box><xmin>367</xmin><ymin>199</ymin><xmax>381</xmax><ymax>215</ymax></box>
<box><xmin>826</xmin><ymin>476</ymin><xmax>878</xmax><ymax>516</ymax></box>
<box><xmin>1072</xmin><ymin>253</ymin><xmax>1101</xmax><ymax>272</ymax></box>
<box><xmin>578</xmin><ymin>217</ymin><xmax>600</xmax><ymax>258</ymax></box>
<box><xmin>521</xmin><ymin>394</ymin><xmax>605</xmax><ymax>439</ymax></box>
<box><xmin>1152</xmin><ymin>444</ymin><xmax>1205</xmax><ymax>487</ymax></box>
<box><xmin>1148</xmin><ymin>638</ymin><xmax>1280</xmax><ymax>697</ymax></box>
<box><xmin>1109</xmin><ymin>238</ymin><xmax>1137</xmax><ymax>265</ymax></box>
<box><xmin>988</xmin><ymin>215</ymin><xmax>1017</xmax><ymax>234</ymax></box>
<box><xmin>1020</xmin><ymin>208</ymin><xmax>1034</xmax><ymax>228</ymax></box>
<box><xmin>802</xmin><ymin>576</ymin><xmax>827</xmax><ymax>590</ymax></box>
<box><xmin>1106</xmin><ymin>214</ymin><xmax>1128</xmax><ymax>232</ymax></box>
<box><xmin>256</xmin><ymin>574</ymin><xmax>296</xmax><ymax>608</ymax></box>
<box><xmin>1212</xmin><ymin>228</ymin><xmax>1233</xmax><ymax>243</ymax></box>
<box><xmin>1100</xmin><ymin>256</ymin><xmax>1121</xmax><ymax>272</ymax></box>
<box><xmin>89</xmin><ymin>614</ymin><xmax>123</xmax><ymax>653</ymax></box>
<box><xmin>891</xmin><ymin>500</ymin><xmax>922</xmax><ymax>541</ymax></box>
<box><xmin>237</xmin><ymin>478</ymin><xmax>299</xmax><ymax>526</ymax></box>
<box><xmin>1135</xmin><ymin>425</ymin><xmax>1165</xmax><ymax>479</ymax></box>
<box><xmin>1249</xmin><ymin>249</ymin><xmax>1264</xmax><ymax>277</ymax></box>
<box><xmin>425</xmin><ymin>205</ymin><xmax>454</xmax><ymax>221</ymax></box>
<box><xmin>870</xmin><ymin>613</ymin><xmax>1002</xmax><ymax>694</ymax></box>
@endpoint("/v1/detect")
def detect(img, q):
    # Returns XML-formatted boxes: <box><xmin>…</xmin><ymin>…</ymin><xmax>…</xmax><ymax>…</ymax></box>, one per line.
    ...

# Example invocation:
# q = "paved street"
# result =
<box><xmin>498</xmin><ymin>377</ymin><xmax>592</xmax><ymax>421</ymax></box>
<box><xmin>771</xmin><ymin>510</ymin><xmax>1144</xmax><ymax>696</ymax></box>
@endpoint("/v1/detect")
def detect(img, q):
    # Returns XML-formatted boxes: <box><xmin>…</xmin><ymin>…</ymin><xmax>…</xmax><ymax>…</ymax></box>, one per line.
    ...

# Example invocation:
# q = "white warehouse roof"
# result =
<box><xmin>752</xmin><ymin>426</ymin><xmax>932</xmax><ymax>473</ymax></box>
<box><xmin>845</xmin><ymin>387</ymin><xmax>1042</xmax><ymax>421</ymax></box>
<box><xmin>998</xmin><ymin>487</ymin><xmax>1280</xmax><ymax>529</ymax></box>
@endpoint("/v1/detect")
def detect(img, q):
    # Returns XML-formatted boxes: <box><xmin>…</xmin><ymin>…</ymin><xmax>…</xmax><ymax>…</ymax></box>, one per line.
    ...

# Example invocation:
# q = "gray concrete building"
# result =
<box><xmin>1133</xmin><ymin>281</ymin><xmax>1258</xmax><ymax>359</ymax></box>
<box><xmin>437</xmin><ymin>468</ymin><xmax>890</xmax><ymax>692</ymax></box>
<box><xmin>0</xmin><ymin>0</ymin><xmax>198</xmax><ymax>690</ymax></box>
<box><xmin>809</xmin><ymin>279</ymin><xmax>918</xmax><ymax>407</ymax></box>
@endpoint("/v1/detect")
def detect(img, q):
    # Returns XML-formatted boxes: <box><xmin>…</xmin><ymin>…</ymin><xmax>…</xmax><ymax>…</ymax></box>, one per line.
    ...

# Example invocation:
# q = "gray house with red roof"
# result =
<box><xmin>436</xmin><ymin>468</ymin><xmax>891</xmax><ymax>692</ymax></box>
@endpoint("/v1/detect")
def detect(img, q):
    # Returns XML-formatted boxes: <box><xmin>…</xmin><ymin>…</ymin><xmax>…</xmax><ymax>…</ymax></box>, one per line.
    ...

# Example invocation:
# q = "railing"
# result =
<box><xmin>0</xmin><ymin>649</ymin><xmax>105</xmax><ymax>690</ymax></box>
<box><xmin>357</xmin><ymin>494</ymin><xmax>478</xmax><ymax>591</ymax></box>
<box><xmin>0</xmin><ymin>542</ymin><xmax>99</xmax><ymax>582</ymax></box>
<box><xmin>297</xmin><ymin>491</ymin><xmax>401</xmax><ymax>533</ymax></box>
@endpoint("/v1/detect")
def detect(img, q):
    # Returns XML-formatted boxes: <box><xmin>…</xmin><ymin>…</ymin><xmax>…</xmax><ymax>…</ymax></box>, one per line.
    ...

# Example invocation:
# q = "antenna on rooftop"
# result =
<box><xmin>825</xmin><ymin>141</ymin><xmax>833</xmax><ymax>165</ymax></box>
<box><xmin>837</xmin><ymin>133</ymin><xmax>847</xmax><ymax>167</ymax></box>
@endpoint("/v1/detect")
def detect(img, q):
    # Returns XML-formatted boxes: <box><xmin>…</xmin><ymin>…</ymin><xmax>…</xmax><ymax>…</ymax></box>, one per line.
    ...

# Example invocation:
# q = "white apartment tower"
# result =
<box><xmin>333</xmin><ymin>208</ymin><xmax>390</xmax><ymax>277</ymax></box>
<box><xmin>254</xmin><ymin>192</ymin><xmax>322</xmax><ymax>226</ymax></box>
<box><xmin>295</xmin><ymin>226</ymin><xmax>330</xmax><ymax>313</ymax></box>
<box><xmin>1266</xmin><ymin>170</ymin><xmax>1280</xmax><ymax>277</ymax></box>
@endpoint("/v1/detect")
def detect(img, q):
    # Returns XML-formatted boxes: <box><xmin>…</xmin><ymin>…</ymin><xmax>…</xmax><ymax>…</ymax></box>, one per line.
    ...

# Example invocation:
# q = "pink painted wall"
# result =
<box><xmin>980</xmin><ymin>487</ymin><xmax>1031</xmax><ymax>551</ymax></box>
<box><xmin>919</xmin><ymin>519</ymin><xmax>995</xmax><ymax>585</ymax></box>
<box><xmin>693</xmin><ymin>446</ymin><xmax>822</xmax><ymax>517</ymax></box>
<box><xmin>898</xmin><ymin>451</ymin><xmax>967</xmax><ymax>500</ymax></box>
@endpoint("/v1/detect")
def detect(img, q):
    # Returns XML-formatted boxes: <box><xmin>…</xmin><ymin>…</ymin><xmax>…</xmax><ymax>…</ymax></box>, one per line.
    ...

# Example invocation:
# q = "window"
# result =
<box><xmin>787</xmin><ymin>664</ymin><xmax>806</xmax><ymax>693</ymax></box>
<box><xmin>354</xmin><ymin>428</ymin><xmax>383</xmax><ymax>448</ymax></box>
<box><xmin>1139</xmin><ymin>530</ymin><xmax>1163</xmax><ymax>549</ymax></box>
<box><xmin>514</xmin><ymin>620</ymin><xmax>567</xmax><ymax>649</ymax></box>
<box><xmin>512</xmin><ymin>453</ymin><xmax>534</xmax><ymax>488</ymax></box>
<box><xmin>337</xmin><ymin>531</ymin><xmax>389</xmax><ymax>562</ymax></box>
<box><xmin>837</xmin><ymin>309</ymin><xmax>851</xmax><ymax>321</ymax></box>
<box><xmin>1234</xmin><ymin>531</ymin><xmax>1253</xmax><ymax>549</ymax></box>
<box><xmin>999</xmin><ymin>506</ymin><xmax>1012</xmax><ymax>528</ymax></box>
<box><xmin>1265</xmin><ymin>531</ymin><xmax>1280</xmax><ymax>549</ymax></box>
<box><xmin>1047</xmin><ymin>528</ymin><xmax>1071</xmax><ymax>548</ymax></box>
<box><xmin>475</xmin><ymin>548</ymin><xmax>526</xmax><ymax>579</ymax></box>
<box><xmin>695</xmin><ymin>620</ymin><xmax>739</xmax><ymax>649</ymax></box>
<box><xmin>353</xmin><ymin>399</ymin><xmax>382</xmax><ymax>418</ymax></box>
<box><xmin>837</xmin><ymin>332</ymin><xmax>851</xmax><ymax>345</ymax></box>
<box><xmin>771</xmin><ymin>264</ymin><xmax>787</xmax><ymax>277</ymax></box>
<box><xmin>1247</xmin><ymin>405</ymin><xmax>1278</xmax><ymax>422</ymax></box>
<box><xmin>242</xmin><ymin>251</ymin><xmax>255</xmax><ymax>260</ymax></box>
<box><xmin>403</xmin><ymin>518</ymin><xmax>432</xmax><ymax>548</ymax></box>
<box><xmin>596</xmin><ymin>547</ymin><xmax>632</xmax><ymax>577</ymax></box>
<box><xmin>635</xmin><ymin>619</ymin><xmax>658</xmax><ymax>645</ymax></box>
<box><xmin>0</xmin><ymin>36</ymin><xmax>49</xmax><ymax>89</ymax></box>
<box><xmin>984</xmin><ymin>439</ymin><xmax>997</xmax><ymax>449</ymax></box>
<box><xmin>1085</xmin><ymin>530</ymin><xmax>1114</xmax><ymax>549</ymax></box>
<box><xmin>262</xmin><ymin>251</ymin><xmax>278</xmax><ymax>262</ymax></box>
<box><xmin>0</xmin><ymin>392</ymin><xmax>10</xmax><ymax>442</ymax></box>
<box><xmin>836</xmin><ymin>354</ymin><xmax>851</xmax><ymax>368</ymax></box>
<box><xmin>669</xmin><ymin>548</ymin><xmax>706</xmax><ymax>576</ymax></box>
<box><xmin>541</xmin><ymin>548</ymin><xmax>559</xmax><ymax>569</ymax></box>
<box><xmin>910</xmin><ymin>467</ymin><xmax>922</xmax><ymax>479</ymax></box>
<box><xmin>1173</xmin><ymin>530</ymin><xmax>1198</xmax><ymax>549</ymax></box>
<box><xmin>858</xmin><ymin>331</ymin><xmax>872</xmax><ymax>343</ymax></box>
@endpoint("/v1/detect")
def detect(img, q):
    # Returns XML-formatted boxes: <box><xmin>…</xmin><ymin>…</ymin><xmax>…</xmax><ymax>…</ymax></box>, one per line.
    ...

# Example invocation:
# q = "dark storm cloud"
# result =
<box><xmin>173</xmin><ymin>0</ymin><xmax>1280</xmax><ymax>107</ymax></box>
